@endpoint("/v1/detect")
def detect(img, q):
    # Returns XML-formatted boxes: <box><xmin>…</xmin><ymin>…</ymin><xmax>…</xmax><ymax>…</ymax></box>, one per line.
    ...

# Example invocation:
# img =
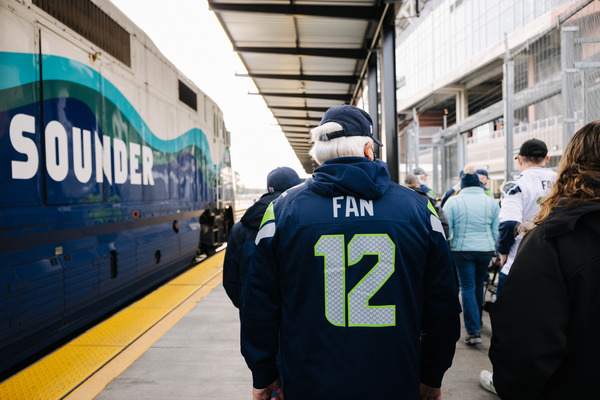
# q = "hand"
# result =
<box><xmin>500</xmin><ymin>253</ymin><xmax>508</xmax><ymax>265</ymax></box>
<box><xmin>420</xmin><ymin>383</ymin><xmax>441</xmax><ymax>400</ymax></box>
<box><xmin>253</xmin><ymin>379</ymin><xmax>284</xmax><ymax>400</ymax></box>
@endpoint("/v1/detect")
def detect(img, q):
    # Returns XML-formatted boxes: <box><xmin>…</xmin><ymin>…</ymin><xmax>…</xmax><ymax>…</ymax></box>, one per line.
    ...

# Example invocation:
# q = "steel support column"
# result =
<box><xmin>440</xmin><ymin>133</ymin><xmax>447</xmax><ymax>191</ymax></box>
<box><xmin>412</xmin><ymin>107</ymin><xmax>419</xmax><ymax>168</ymax></box>
<box><xmin>457</xmin><ymin>132</ymin><xmax>467</xmax><ymax>177</ymax></box>
<box><xmin>503</xmin><ymin>59</ymin><xmax>515</xmax><ymax>182</ymax></box>
<box><xmin>368</xmin><ymin>56</ymin><xmax>381</xmax><ymax>158</ymax></box>
<box><xmin>561</xmin><ymin>26</ymin><xmax>578</xmax><ymax>149</ymax></box>
<box><xmin>381</xmin><ymin>19</ymin><xmax>398</xmax><ymax>183</ymax></box>
<box><xmin>432</xmin><ymin>140</ymin><xmax>439</xmax><ymax>195</ymax></box>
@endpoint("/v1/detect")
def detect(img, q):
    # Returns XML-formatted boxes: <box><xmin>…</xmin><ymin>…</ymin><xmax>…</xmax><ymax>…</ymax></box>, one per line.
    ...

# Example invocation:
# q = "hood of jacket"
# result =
<box><xmin>543</xmin><ymin>200</ymin><xmax>600</xmax><ymax>239</ymax></box>
<box><xmin>307</xmin><ymin>157</ymin><xmax>390</xmax><ymax>199</ymax></box>
<box><xmin>240</xmin><ymin>191</ymin><xmax>281</xmax><ymax>231</ymax></box>
<box><xmin>412</xmin><ymin>187</ymin><xmax>428</xmax><ymax>197</ymax></box>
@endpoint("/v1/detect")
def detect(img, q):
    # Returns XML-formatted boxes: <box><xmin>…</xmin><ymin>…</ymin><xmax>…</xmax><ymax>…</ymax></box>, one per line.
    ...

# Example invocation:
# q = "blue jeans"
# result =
<box><xmin>452</xmin><ymin>252</ymin><xmax>493</xmax><ymax>334</ymax></box>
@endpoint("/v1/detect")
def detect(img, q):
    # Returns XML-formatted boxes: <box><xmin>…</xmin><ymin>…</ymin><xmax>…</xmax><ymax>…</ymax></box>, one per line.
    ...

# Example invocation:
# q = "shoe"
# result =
<box><xmin>465</xmin><ymin>332</ymin><xmax>482</xmax><ymax>345</ymax></box>
<box><xmin>480</xmin><ymin>370</ymin><xmax>497</xmax><ymax>395</ymax></box>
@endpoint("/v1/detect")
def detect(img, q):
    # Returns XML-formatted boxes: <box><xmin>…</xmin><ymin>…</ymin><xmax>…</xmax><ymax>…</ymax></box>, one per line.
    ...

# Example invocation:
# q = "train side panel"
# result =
<box><xmin>0</xmin><ymin>0</ymin><xmax>233</xmax><ymax>376</ymax></box>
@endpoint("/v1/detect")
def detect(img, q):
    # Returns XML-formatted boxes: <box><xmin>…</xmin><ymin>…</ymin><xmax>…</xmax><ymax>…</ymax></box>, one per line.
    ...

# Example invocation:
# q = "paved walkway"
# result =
<box><xmin>95</xmin><ymin>284</ymin><xmax>498</xmax><ymax>399</ymax></box>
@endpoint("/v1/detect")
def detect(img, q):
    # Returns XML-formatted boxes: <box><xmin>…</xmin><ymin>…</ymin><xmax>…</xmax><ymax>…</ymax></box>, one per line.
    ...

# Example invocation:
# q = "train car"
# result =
<box><xmin>0</xmin><ymin>0</ymin><xmax>234</xmax><ymax>376</ymax></box>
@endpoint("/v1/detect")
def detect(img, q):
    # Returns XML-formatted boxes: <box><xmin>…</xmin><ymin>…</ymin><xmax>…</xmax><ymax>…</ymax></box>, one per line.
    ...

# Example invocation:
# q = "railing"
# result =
<box><xmin>419</xmin><ymin>113</ymin><xmax>576</xmax><ymax>158</ymax></box>
<box><xmin>464</xmin><ymin>114</ymin><xmax>572</xmax><ymax>146</ymax></box>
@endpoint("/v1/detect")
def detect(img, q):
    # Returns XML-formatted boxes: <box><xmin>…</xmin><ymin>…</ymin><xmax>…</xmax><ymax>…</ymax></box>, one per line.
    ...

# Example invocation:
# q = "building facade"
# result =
<box><xmin>394</xmin><ymin>0</ymin><xmax>600</xmax><ymax>196</ymax></box>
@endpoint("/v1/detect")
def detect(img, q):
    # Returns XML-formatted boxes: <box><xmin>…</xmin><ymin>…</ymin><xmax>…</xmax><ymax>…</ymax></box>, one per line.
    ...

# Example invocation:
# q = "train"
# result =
<box><xmin>0</xmin><ymin>0</ymin><xmax>235</xmax><ymax>377</ymax></box>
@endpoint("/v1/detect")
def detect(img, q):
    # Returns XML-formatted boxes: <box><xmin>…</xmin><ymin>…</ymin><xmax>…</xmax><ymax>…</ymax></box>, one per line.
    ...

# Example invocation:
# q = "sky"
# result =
<box><xmin>110</xmin><ymin>0</ymin><xmax>311</xmax><ymax>189</ymax></box>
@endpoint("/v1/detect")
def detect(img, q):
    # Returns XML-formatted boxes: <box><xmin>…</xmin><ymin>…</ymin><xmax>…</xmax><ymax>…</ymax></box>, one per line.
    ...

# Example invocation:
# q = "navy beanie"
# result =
<box><xmin>460</xmin><ymin>167</ymin><xmax>480</xmax><ymax>188</ymax></box>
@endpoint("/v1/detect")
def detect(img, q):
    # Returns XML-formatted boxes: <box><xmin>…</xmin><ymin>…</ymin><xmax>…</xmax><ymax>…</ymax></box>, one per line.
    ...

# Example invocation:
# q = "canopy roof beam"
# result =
<box><xmin>208</xmin><ymin>3</ymin><xmax>384</xmax><ymax>20</ymax></box>
<box><xmin>269</xmin><ymin>106</ymin><xmax>331</xmax><ymax>112</ymax></box>
<box><xmin>256</xmin><ymin>92</ymin><xmax>350</xmax><ymax>101</ymax></box>
<box><xmin>239</xmin><ymin>73</ymin><xmax>358</xmax><ymax>84</ymax></box>
<box><xmin>235</xmin><ymin>46</ymin><xmax>368</xmax><ymax>59</ymax></box>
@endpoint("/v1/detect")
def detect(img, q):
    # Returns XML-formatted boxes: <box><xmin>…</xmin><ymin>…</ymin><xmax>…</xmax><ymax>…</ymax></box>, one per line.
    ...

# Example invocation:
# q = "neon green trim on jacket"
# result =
<box><xmin>427</xmin><ymin>201</ymin><xmax>439</xmax><ymax>218</ymax></box>
<box><xmin>260</xmin><ymin>202</ymin><xmax>275</xmax><ymax>228</ymax></box>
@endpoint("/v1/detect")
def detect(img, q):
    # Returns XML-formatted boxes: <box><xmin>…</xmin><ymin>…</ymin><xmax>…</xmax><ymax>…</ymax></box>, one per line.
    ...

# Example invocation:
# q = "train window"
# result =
<box><xmin>33</xmin><ymin>0</ymin><xmax>131</xmax><ymax>67</ymax></box>
<box><xmin>178</xmin><ymin>80</ymin><xmax>197</xmax><ymax>111</ymax></box>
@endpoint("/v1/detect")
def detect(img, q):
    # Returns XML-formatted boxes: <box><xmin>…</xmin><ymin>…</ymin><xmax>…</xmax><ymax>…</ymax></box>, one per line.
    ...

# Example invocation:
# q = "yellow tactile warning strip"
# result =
<box><xmin>0</xmin><ymin>251</ymin><xmax>225</xmax><ymax>400</ymax></box>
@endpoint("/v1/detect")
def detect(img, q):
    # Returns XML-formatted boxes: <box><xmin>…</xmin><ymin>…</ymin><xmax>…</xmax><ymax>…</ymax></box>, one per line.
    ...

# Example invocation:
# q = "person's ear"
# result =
<box><xmin>544</xmin><ymin>155</ymin><xmax>550</xmax><ymax>166</ymax></box>
<box><xmin>364</xmin><ymin>141</ymin><xmax>375</xmax><ymax>161</ymax></box>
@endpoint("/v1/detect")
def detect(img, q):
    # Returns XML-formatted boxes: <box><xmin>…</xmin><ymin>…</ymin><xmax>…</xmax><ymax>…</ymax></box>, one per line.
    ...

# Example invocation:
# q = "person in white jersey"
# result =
<box><xmin>480</xmin><ymin>138</ymin><xmax>557</xmax><ymax>395</ymax></box>
<box><xmin>494</xmin><ymin>138</ymin><xmax>557</xmax><ymax>297</ymax></box>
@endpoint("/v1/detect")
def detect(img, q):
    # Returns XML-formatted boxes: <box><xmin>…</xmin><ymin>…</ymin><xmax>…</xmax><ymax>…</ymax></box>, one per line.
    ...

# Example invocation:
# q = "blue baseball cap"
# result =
<box><xmin>267</xmin><ymin>167</ymin><xmax>303</xmax><ymax>193</ymax></box>
<box><xmin>318</xmin><ymin>105</ymin><xmax>383</xmax><ymax>147</ymax></box>
<box><xmin>476</xmin><ymin>169</ymin><xmax>488</xmax><ymax>177</ymax></box>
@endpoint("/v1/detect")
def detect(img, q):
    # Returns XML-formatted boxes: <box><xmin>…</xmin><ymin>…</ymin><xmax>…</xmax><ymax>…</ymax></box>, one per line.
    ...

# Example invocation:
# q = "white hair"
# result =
<box><xmin>308</xmin><ymin>122</ymin><xmax>372</xmax><ymax>165</ymax></box>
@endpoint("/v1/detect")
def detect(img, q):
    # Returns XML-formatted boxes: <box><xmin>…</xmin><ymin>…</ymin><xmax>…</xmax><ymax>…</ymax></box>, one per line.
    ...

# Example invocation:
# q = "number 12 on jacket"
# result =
<box><xmin>315</xmin><ymin>234</ymin><xmax>396</xmax><ymax>328</ymax></box>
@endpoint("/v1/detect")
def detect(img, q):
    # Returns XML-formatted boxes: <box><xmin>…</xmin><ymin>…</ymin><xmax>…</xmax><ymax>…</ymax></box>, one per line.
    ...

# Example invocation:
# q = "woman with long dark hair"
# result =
<box><xmin>488</xmin><ymin>121</ymin><xmax>600</xmax><ymax>399</ymax></box>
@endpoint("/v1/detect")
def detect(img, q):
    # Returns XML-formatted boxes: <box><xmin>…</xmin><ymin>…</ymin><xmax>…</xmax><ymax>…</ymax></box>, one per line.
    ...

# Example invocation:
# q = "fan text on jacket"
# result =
<box><xmin>332</xmin><ymin>196</ymin><xmax>374</xmax><ymax>218</ymax></box>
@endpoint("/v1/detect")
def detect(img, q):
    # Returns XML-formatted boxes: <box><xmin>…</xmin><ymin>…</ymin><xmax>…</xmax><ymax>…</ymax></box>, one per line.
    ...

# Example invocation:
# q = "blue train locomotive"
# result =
<box><xmin>0</xmin><ymin>0</ymin><xmax>234</xmax><ymax>376</ymax></box>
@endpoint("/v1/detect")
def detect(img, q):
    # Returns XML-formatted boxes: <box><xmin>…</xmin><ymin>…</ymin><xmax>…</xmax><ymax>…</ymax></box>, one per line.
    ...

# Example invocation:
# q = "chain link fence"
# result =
<box><xmin>403</xmin><ymin>0</ymin><xmax>600</xmax><ymax>197</ymax></box>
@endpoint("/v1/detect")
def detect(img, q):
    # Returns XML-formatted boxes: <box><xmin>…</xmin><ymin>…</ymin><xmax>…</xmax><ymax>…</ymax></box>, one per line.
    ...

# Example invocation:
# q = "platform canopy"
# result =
<box><xmin>208</xmin><ymin>0</ymin><xmax>390</xmax><ymax>174</ymax></box>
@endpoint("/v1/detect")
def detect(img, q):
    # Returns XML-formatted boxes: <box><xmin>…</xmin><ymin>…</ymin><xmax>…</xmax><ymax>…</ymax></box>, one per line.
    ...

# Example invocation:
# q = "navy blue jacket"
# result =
<box><xmin>241</xmin><ymin>157</ymin><xmax>461</xmax><ymax>399</ymax></box>
<box><xmin>223</xmin><ymin>192</ymin><xmax>281</xmax><ymax>308</ymax></box>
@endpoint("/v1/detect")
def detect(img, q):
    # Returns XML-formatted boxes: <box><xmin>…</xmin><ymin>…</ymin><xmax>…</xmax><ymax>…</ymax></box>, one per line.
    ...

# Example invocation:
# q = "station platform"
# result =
<box><xmin>0</xmin><ymin>250</ymin><xmax>498</xmax><ymax>399</ymax></box>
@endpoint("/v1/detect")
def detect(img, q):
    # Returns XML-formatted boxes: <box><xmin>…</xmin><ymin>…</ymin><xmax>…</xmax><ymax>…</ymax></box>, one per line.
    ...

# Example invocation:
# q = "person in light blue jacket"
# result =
<box><xmin>443</xmin><ymin>165</ymin><xmax>499</xmax><ymax>345</ymax></box>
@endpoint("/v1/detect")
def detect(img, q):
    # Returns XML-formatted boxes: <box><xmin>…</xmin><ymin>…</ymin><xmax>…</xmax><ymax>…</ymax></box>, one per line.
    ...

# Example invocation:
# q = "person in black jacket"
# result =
<box><xmin>223</xmin><ymin>166</ymin><xmax>302</xmax><ymax>308</ymax></box>
<box><xmin>487</xmin><ymin>120</ymin><xmax>600</xmax><ymax>399</ymax></box>
<box><xmin>405</xmin><ymin>174</ymin><xmax>450</xmax><ymax>237</ymax></box>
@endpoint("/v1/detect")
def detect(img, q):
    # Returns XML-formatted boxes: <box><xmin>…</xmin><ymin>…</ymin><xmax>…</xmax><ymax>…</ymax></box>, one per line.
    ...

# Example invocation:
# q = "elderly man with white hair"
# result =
<box><xmin>241</xmin><ymin>104</ymin><xmax>461</xmax><ymax>400</ymax></box>
<box><xmin>413</xmin><ymin>166</ymin><xmax>436</xmax><ymax>199</ymax></box>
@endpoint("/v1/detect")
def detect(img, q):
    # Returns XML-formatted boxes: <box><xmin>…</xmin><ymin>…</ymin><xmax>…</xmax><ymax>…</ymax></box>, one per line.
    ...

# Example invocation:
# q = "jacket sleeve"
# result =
<box><xmin>240</xmin><ymin>215</ymin><xmax>281</xmax><ymax>389</ymax></box>
<box><xmin>420</xmin><ymin>213</ymin><xmax>461</xmax><ymax>387</ymax></box>
<box><xmin>442</xmin><ymin>200</ymin><xmax>455</xmax><ymax>242</ymax></box>
<box><xmin>497</xmin><ymin>182</ymin><xmax>523</xmax><ymax>254</ymax></box>
<box><xmin>435</xmin><ymin>204</ymin><xmax>450</xmax><ymax>238</ymax></box>
<box><xmin>223</xmin><ymin>222</ymin><xmax>244</xmax><ymax>308</ymax></box>
<box><xmin>440</xmin><ymin>188</ymin><xmax>454</xmax><ymax>208</ymax></box>
<box><xmin>489</xmin><ymin>228</ymin><xmax>569</xmax><ymax>399</ymax></box>
<box><xmin>491</xmin><ymin>201</ymin><xmax>500</xmax><ymax>246</ymax></box>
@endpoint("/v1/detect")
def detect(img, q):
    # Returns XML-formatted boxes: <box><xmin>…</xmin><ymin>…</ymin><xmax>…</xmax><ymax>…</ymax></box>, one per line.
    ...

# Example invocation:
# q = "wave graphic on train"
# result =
<box><xmin>0</xmin><ymin>0</ymin><xmax>234</xmax><ymax>379</ymax></box>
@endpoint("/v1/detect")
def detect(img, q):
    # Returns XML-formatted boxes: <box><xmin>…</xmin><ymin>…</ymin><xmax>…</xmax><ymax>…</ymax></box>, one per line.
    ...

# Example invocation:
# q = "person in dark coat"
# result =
<box><xmin>223</xmin><ymin>166</ymin><xmax>302</xmax><ymax>308</ymax></box>
<box><xmin>405</xmin><ymin>174</ymin><xmax>449</xmax><ymax>237</ymax></box>
<box><xmin>413</xmin><ymin>167</ymin><xmax>436</xmax><ymax>199</ymax></box>
<box><xmin>486</xmin><ymin>120</ymin><xmax>600</xmax><ymax>399</ymax></box>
